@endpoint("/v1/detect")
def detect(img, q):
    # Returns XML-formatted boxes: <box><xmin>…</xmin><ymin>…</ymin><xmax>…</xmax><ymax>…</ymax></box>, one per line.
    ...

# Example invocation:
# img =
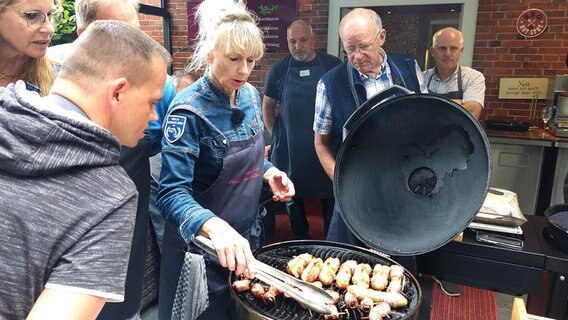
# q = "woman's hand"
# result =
<box><xmin>263</xmin><ymin>167</ymin><xmax>295</xmax><ymax>202</ymax></box>
<box><xmin>200</xmin><ymin>217</ymin><xmax>256</xmax><ymax>279</ymax></box>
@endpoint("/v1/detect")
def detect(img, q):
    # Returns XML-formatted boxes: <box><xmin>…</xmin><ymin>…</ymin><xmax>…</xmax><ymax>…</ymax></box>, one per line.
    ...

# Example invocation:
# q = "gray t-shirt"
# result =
<box><xmin>0</xmin><ymin>83</ymin><xmax>138</xmax><ymax>318</ymax></box>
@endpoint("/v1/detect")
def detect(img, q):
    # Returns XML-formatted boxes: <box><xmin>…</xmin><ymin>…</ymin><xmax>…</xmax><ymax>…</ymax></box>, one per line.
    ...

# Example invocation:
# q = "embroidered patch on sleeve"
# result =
<box><xmin>164</xmin><ymin>115</ymin><xmax>186</xmax><ymax>144</ymax></box>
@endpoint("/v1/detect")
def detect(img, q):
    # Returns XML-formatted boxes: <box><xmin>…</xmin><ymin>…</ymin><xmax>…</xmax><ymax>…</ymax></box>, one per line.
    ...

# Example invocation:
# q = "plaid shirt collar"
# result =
<box><xmin>432</xmin><ymin>66</ymin><xmax>459</xmax><ymax>82</ymax></box>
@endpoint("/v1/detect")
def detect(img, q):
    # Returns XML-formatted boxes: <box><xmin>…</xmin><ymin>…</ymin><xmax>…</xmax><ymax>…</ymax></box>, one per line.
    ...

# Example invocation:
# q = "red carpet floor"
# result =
<box><xmin>266</xmin><ymin>198</ymin><xmax>499</xmax><ymax>320</ymax></box>
<box><xmin>429</xmin><ymin>281</ymin><xmax>498</xmax><ymax>320</ymax></box>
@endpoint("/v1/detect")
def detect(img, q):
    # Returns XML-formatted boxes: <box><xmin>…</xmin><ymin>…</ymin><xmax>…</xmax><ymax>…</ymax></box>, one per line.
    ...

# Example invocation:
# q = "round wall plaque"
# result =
<box><xmin>516</xmin><ymin>8</ymin><xmax>548</xmax><ymax>38</ymax></box>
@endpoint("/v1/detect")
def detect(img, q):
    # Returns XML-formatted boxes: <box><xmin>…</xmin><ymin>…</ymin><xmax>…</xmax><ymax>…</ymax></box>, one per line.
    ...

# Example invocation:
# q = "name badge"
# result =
<box><xmin>299</xmin><ymin>69</ymin><xmax>310</xmax><ymax>77</ymax></box>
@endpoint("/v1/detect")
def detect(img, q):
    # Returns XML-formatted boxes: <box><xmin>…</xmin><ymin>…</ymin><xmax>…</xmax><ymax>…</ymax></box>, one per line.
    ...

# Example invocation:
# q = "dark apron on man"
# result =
<box><xmin>159</xmin><ymin>106</ymin><xmax>265</xmax><ymax>320</ymax></box>
<box><xmin>98</xmin><ymin>138</ymin><xmax>151</xmax><ymax>320</ymax></box>
<box><xmin>270</xmin><ymin>56</ymin><xmax>333</xmax><ymax>199</ymax></box>
<box><xmin>427</xmin><ymin>65</ymin><xmax>463</xmax><ymax>100</ymax></box>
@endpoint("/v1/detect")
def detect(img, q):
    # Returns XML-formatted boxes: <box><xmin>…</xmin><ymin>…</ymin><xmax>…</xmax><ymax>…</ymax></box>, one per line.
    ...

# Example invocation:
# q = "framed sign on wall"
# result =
<box><xmin>516</xmin><ymin>8</ymin><xmax>548</xmax><ymax>38</ymax></box>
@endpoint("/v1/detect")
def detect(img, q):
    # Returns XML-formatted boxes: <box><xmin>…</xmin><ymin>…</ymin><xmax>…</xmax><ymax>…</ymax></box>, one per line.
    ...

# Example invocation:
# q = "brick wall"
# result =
<box><xmin>475</xmin><ymin>0</ymin><xmax>568</xmax><ymax>121</ymax></box>
<box><xmin>164</xmin><ymin>0</ymin><xmax>568</xmax><ymax>120</ymax></box>
<box><xmin>165</xmin><ymin>0</ymin><xmax>330</xmax><ymax>94</ymax></box>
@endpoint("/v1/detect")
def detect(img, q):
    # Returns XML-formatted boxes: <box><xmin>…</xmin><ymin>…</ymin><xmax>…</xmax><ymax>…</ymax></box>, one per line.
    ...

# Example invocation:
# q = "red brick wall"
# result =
<box><xmin>165</xmin><ymin>0</ymin><xmax>330</xmax><ymax>94</ymax></box>
<box><xmin>139</xmin><ymin>0</ymin><xmax>165</xmax><ymax>46</ymax></box>
<box><xmin>475</xmin><ymin>0</ymin><xmax>568</xmax><ymax>121</ymax></box>
<box><xmin>164</xmin><ymin>0</ymin><xmax>568</xmax><ymax>119</ymax></box>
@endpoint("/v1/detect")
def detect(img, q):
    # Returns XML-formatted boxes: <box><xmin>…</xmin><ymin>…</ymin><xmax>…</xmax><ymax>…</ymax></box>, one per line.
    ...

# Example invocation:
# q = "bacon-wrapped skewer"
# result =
<box><xmin>286</xmin><ymin>253</ymin><xmax>314</xmax><ymax>278</ymax></box>
<box><xmin>301</xmin><ymin>257</ymin><xmax>323</xmax><ymax>282</ymax></box>
<box><xmin>347</xmin><ymin>285</ymin><xmax>408</xmax><ymax>308</ymax></box>
<box><xmin>386</xmin><ymin>275</ymin><xmax>404</xmax><ymax>294</ymax></box>
<box><xmin>360</xmin><ymin>296</ymin><xmax>374</xmax><ymax>313</ymax></box>
<box><xmin>262</xmin><ymin>286</ymin><xmax>281</xmax><ymax>305</ymax></box>
<box><xmin>250</xmin><ymin>282</ymin><xmax>266</xmax><ymax>299</ymax></box>
<box><xmin>323</xmin><ymin>305</ymin><xmax>340</xmax><ymax>320</ymax></box>
<box><xmin>389</xmin><ymin>264</ymin><xmax>405</xmax><ymax>279</ymax></box>
<box><xmin>318</xmin><ymin>257</ymin><xmax>341</xmax><ymax>285</ymax></box>
<box><xmin>344</xmin><ymin>291</ymin><xmax>359</xmax><ymax>308</ymax></box>
<box><xmin>365</xmin><ymin>289</ymin><xmax>408</xmax><ymax>308</ymax></box>
<box><xmin>346</xmin><ymin>284</ymin><xmax>369</xmax><ymax>301</ymax></box>
<box><xmin>351</xmin><ymin>263</ymin><xmax>372</xmax><ymax>288</ymax></box>
<box><xmin>370</xmin><ymin>264</ymin><xmax>390</xmax><ymax>291</ymax></box>
<box><xmin>325</xmin><ymin>289</ymin><xmax>341</xmax><ymax>304</ymax></box>
<box><xmin>231</xmin><ymin>279</ymin><xmax>251</xmax><ymax>293</ymax></box>
<box><xmin>336</xmin><ymin>260</ymin><xmax>357</xmax><ymax>289</ymax></box>
<box><xmin>369</xmin><ymin>301</ymin><xmax>391</xmax><ymax>320</ymax></box>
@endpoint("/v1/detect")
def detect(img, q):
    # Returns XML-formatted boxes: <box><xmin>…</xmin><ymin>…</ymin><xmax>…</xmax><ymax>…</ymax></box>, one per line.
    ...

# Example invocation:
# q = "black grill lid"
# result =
<box><xmin>334</xmin><ymin>88</ymin><xmax>491</xmax><ymax>256</ymax></box>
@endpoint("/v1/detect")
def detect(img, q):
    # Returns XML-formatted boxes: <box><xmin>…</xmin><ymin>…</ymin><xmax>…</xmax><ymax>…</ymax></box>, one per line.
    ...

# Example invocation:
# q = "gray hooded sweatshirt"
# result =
<box><xmin>0</xmin><ymin>82</ymin><xmax>137</xmax><ymax>318</ymax></box>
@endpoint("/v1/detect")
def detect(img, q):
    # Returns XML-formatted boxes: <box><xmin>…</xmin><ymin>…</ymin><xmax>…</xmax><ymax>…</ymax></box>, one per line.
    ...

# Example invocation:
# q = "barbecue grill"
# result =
<box><xmin>229</xmin><ymin>241</ymin><xmax>421</xmax><ymax>320</ymax></box>
<box><xmin>228</xmin><ymin>86</ymin><xmax>491</xmax><ymax>320</ymax></box>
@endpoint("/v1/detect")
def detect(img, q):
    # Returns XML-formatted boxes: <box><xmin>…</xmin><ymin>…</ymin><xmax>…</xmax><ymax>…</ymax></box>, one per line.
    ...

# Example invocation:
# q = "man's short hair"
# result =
<box><xmin>432</xmin><ymin>27</ymin><xmax>464</xmax><ymax>48</ymax></box>
<box><xmin>75</xmin><ymin>0</ymin><xmax>139</xmax><ymax>28</ymax></box>
<box><xmin>59</xmin><ymin>20</ymin><xmax>171</xmax><ymax>88</ymax></box>
<box><xmin>339</xmin><ymin>8</ymin><xmax>383</xmax><ymax>39</ymax></box>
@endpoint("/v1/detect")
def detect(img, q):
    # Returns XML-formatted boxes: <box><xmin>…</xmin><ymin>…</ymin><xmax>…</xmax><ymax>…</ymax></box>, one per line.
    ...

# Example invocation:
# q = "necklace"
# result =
<box><xmin>0</xmin><ymin>73</ymin><xmax>22</xmax><ymax>80</ymax></box>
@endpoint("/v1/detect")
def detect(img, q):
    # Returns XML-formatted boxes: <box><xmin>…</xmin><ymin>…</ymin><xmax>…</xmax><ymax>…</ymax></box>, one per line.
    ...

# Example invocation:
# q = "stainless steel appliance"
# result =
<box><xmin>549</xmin><ymin>75</ymin><xmax>568</xmax><ymax>137</ymax></box>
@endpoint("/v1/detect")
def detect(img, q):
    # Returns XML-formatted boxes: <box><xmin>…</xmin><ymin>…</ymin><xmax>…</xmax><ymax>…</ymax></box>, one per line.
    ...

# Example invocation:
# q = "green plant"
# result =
<box><xmin>51</xmin><ymin>0</ymin><xmax>77</xmax><ymax>45</ymax></box>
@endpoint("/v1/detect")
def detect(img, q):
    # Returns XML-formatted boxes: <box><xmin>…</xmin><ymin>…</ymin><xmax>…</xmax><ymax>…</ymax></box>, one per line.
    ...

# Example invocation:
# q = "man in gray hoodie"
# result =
<box><xmin>0</xmin><ymin>20</ymin><xmax>170</xmax><ymax>319</ymax></box>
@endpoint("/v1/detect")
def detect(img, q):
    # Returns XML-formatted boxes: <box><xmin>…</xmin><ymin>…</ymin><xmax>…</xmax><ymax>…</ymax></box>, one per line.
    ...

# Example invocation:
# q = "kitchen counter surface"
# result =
<box><xmin>483</xmin><ymin>126</ymin><xmax>557</xmax><ymax>146</ymax></box>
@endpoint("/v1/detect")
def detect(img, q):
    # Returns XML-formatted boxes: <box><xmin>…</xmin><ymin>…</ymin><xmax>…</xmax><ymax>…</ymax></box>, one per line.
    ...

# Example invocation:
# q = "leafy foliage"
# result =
<box><xmin>51</xmin><ymin>0</ymin><xmax>77</xmax><ymax>45</ymax></box>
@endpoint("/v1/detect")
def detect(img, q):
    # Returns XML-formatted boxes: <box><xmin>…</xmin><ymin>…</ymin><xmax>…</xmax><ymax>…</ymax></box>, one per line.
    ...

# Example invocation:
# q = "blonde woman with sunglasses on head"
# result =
<box><xmin>0</xmin><ymin>0</ymin><xmax>61</xmax><ymax>96</ymax></box>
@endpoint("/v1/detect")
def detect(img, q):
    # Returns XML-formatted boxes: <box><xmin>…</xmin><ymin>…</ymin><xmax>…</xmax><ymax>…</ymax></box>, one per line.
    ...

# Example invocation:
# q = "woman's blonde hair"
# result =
<box><xmin>186</xmin><ymin>0</ymin><xmax>264</xmax><ymax>73</ymax></box>
<box><xmin>0</xmin><ymin>0</ymin><xmax>57</xmax><ymax>96</ymax></box>
<box><xmin>21</xmin><ymin>57</ymin><xmax>55</xmax><ymax>96</ymax></box>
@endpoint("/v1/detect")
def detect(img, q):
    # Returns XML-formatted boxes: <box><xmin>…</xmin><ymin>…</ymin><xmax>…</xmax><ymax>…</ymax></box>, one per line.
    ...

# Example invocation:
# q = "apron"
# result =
<box><xmin>159</xmin><ymin>104</ymin><xmax>266</xmax><ymax>320</ymax></box>
<box><xmin>270</xmin><ymin>55</ymin><xmax>333</xmax><ymax>198</ymax></box>
<box><xmin>427</xmin><ymin>65</ymin><xmax>463</xmax><ymax>100</ymax></box>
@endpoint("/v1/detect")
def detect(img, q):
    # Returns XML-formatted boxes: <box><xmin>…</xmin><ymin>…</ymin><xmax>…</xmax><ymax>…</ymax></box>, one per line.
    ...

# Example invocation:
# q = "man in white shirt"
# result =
<box><xmin>423</xmin><ymin>27</ymin><xmax>485</xmax><ymax>119</ymax></box>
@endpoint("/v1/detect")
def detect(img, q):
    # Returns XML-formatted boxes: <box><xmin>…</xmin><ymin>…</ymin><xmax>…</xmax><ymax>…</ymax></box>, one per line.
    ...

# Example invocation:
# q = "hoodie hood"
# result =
<box><xmin>0</xmin><ymin>81</ymin><xmax>120</xmax><ymax>177</ymax></box>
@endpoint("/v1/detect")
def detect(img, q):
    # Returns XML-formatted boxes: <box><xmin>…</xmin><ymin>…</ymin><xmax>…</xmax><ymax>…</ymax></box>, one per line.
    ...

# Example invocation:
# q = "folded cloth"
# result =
<box><xmin>172</xmin><ymin>252</ymin><xmax>209</xmax><ymax>320</ymax></box>
<box><xmin>475</xmin><ymin>187</ymin><xmax>527</xmax><ymax>227</ymax></box>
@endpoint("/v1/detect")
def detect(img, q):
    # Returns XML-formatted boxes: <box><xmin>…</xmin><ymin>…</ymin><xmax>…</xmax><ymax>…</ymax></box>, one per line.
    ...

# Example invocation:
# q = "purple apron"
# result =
<box><xmin>159</xmin><ymin>104</ymin><xmax>265</xmax><ymax>320</ymax></box>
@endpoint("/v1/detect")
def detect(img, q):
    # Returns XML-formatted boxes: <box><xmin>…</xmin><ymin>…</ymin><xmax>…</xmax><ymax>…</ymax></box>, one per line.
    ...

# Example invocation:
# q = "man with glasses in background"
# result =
<box><xmin>423</xmin><ymin>27</ymin><xmax>485</xmax><ymax>119</ymax></box>
<box><xmin>313</xmin><ymin>8</ymin><xmax>426</xmax><ymax>271</ymax></box>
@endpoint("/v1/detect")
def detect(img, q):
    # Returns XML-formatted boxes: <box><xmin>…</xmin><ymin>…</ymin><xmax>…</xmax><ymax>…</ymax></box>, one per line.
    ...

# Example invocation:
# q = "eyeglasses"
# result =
<box><xmin>343</xmin><ymin>31</ymin><xmax>381</xmax><ymax>56</ymax></box>
<box><xmin>20</xmin><ymin>10</ymin><xmax>63</xmax><ymax>29</ymax></box>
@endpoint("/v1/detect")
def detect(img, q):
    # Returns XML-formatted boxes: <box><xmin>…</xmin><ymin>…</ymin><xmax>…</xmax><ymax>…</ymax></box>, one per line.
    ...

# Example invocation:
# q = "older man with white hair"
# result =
<box><xmin>423</xmin><ymin>27</ymin><xmax>485</xmax><ymax>119</ymax></box>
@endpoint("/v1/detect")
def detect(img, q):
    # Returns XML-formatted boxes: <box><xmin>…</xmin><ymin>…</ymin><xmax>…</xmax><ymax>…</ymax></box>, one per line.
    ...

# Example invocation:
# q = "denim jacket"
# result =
<box><xmin>156</xmin><ymin>75</ymin><xmax>273</xmax><ymax>242</ymax></box>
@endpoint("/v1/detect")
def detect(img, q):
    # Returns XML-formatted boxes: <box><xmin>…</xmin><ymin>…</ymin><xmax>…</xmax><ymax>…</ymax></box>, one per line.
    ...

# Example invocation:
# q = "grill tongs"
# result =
<box><xmin>193</xmin><ymin>235</ymin><xmax>335</xmax><ymax>315</ymax></box>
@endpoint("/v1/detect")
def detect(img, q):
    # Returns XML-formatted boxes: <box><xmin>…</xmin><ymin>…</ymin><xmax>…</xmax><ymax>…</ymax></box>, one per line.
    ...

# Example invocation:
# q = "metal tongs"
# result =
<box><xmin>192</xmin><ymin>235</ymin><xmax>335</xmax><ymax>315</ymax></box>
